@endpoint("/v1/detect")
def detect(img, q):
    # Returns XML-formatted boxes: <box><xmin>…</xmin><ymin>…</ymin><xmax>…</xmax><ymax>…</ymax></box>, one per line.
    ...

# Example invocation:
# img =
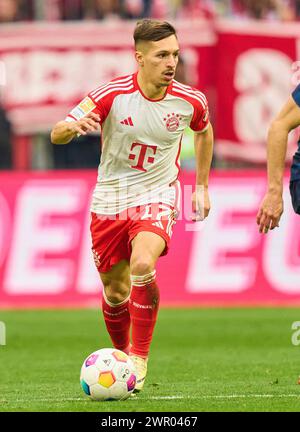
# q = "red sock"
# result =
<box><xmin>102</xmin><ymin>293</ymin><xmax>131</xmax><ymax>354</ymax></box>
<box><xmin>129</xmin><ymin>270</ymin><xmax>160</xmax><ymax>358</ymax></box>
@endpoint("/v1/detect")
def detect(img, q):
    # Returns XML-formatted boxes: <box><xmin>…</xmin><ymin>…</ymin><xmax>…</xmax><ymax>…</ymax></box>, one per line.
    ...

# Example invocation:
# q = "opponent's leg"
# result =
<box><xmin>129</xmin><ymin>231</ymin><xmax>165</xmax><ymax>391</ymax></box>
<box><xmin>100</xmin><ymin>259</ymin><xmax>131</xmax><ymax>354</ymax></box>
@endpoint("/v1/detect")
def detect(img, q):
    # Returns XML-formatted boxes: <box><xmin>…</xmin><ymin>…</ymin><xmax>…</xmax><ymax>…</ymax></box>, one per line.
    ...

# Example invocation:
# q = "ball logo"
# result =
<box><xmin>163</xmin><ymin>113</ymin><xmax>182</xmax><ymax>132</ymax></box>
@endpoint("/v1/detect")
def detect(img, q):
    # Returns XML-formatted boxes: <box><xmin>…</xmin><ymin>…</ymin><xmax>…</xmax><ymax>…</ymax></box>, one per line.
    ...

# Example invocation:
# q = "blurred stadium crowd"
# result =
<box><xmin>1</xmin><ymin>0</ymin><xmax>300</xmax><ymax>22</ymax></box>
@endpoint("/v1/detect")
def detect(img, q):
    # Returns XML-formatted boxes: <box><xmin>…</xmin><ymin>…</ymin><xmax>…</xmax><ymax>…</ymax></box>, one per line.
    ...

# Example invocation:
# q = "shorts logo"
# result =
<box><xmin>92</xmin><ymin>249</ymin><xmax>101</xmax><ymax>268</ymax></box>
<box><xmin>163</xmin><ymin>113</ymin><xmax>182</xmax><ymax>132</ymax></box>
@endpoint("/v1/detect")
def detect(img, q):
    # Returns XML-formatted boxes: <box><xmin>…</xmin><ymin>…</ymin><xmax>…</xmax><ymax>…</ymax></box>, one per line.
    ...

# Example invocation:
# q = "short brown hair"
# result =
<box><xmin>133</xmin><ymin>19</ymin><xmax>177</xmax><ymax>46</ymax></box>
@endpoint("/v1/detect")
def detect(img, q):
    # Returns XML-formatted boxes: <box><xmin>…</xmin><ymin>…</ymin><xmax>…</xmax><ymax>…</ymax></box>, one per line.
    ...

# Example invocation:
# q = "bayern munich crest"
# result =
<box><xmin>163</xmin><ymin>113</ymin><xmax>182</xmax><ymax>132</ymax></box>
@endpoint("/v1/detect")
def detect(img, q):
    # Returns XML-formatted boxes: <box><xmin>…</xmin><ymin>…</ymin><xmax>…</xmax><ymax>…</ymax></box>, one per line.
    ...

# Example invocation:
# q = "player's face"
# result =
<box><xmin>139</xmin><ymin>35</ymin><xmax>180</xmax><ymax>87</ymax></box>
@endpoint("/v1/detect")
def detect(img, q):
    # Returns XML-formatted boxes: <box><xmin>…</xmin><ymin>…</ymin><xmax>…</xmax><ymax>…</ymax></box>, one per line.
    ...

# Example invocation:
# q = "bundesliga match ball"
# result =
<box><xmin>80</xmin><ymin>348</ymin><xmax>136</xmax><ymax>401</ymax></box>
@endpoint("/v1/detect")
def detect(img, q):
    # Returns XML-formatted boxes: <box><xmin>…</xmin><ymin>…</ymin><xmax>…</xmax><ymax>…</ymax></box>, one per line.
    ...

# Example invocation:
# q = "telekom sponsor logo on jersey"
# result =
<box><xmin>128</xmin><ymin>142</ymin><xmax>157</xmax><ymax>172</ymax></box>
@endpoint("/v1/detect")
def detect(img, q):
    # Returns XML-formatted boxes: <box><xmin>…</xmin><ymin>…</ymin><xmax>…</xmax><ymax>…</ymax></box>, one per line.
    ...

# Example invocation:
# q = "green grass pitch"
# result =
<box><xmin>0</xmin><ymin>307</ymin><xmax>300</xmax><ymax>412</ymax></box>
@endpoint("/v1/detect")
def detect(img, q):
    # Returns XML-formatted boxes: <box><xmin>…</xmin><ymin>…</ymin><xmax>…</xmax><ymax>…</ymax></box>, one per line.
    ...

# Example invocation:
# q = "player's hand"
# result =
<box><xmin>191</xmin><ymin>187</ymin><xmax>210</xmax><ymax>222</ymax></box>
<box><xmin>256</xmin><ymin>191</ymin><xmax>283</xmax><ymax>234</ymax></box>
<box><xmin>68</xmin><ymin>112</ymin><xmax>100</xmax><ymax>136</ymax></box>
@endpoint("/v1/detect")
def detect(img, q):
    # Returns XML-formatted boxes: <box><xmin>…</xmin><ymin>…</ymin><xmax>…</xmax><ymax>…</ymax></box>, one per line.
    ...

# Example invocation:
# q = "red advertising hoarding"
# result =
<box><xmin>1</xmin><ymin>20</ymin><xmax>299</xmax><ymax>162</ymax></box>
<box><xmin>215</xmin><ymin>20</ymin><xmax>300</xmax><ymax>162</ymax></box>
<box><xmin>0</xmin><ymin>20</ymin><xmax>215</xmax><ymax>134</ymax></box>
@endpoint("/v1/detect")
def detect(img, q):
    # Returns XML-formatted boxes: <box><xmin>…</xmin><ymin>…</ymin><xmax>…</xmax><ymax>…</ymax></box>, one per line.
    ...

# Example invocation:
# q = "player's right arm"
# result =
<box><xmin>50</xmin><ymin>112</ymin><xmax>100</xmax><ymax>144</ymax></box>
<box><xmin>257</xmin><ymin>91</ymin><xmax>300</xmax><ymax>233</ymax></box>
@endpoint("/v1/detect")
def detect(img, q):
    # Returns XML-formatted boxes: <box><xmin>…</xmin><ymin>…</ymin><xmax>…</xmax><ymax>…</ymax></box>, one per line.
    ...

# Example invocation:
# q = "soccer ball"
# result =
<box><xmin>80</xmin><ymin>348</ymin><xmax>136</xmax><ymax>401</ymax></box>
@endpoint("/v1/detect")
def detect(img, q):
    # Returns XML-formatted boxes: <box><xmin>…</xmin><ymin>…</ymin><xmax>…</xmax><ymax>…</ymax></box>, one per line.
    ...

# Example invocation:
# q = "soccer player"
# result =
<box><xmin>51</xmin><ymin>19</ymin><xmax>213</xmax><ymax>392</ymax></box>
<box><xmin>257</xmin><ymin>84</ymin><xmax>300</xmax><ymax>234</ymax></box>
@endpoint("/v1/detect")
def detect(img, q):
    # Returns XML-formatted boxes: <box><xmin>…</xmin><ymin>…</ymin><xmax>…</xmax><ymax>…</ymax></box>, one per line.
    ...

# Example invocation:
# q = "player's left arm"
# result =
<box><xmin>257</xmin><ymin>95</ymin><xmax>300</xmax><ymax>233</ymax></box>
<box><xmin>192</xmin><ymin>122</ymin><xmax>214</xmax><ymax>221</ymax></box>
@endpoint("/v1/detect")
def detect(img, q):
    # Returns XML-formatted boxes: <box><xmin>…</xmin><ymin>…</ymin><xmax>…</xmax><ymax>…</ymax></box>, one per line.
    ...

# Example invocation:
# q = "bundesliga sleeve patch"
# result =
<box><xmin>69</xmin><ymin>97</ymin><xmax>96</xmax><ymax>120</ymax></box>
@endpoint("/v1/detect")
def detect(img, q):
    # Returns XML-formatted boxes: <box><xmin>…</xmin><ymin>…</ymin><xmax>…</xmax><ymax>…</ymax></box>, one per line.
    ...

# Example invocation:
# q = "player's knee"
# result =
<box><xmin>102</xmin><ymin>280</ymin><xmax>130</xmax><ymax>304</ymax></box>
<box><xmin>130</xmin><ymin>257</ymin><xmax>155</xmax><ymax>276</ymax></box>
<box><xmin>106</xmin><ymin>291</ymin><xmax>128</xmax><ymax>304</ymax></box>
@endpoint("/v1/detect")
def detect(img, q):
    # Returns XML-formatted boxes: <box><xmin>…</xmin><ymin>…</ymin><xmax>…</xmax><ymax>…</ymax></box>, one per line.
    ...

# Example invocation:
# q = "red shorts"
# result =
<box><xmin>90</xmin><ymin>203</ymin><xmax>178</xmax><ymax>273</ymax></box>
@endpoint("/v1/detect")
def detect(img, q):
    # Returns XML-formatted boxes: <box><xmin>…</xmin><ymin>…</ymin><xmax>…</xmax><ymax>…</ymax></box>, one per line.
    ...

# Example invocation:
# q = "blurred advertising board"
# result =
<box><xmin>0</xmin><ymin>170</ymin><xmax>299</xmax><ymax>308</ymax></box>
<box><xmin>216</xmin><ymin>20</ymin><xmax>300</xmax><ymax>162</ymax></box>
<box><xmin>0</xmin><ymin>20</ymin><xmax>299</xmax><ymax>161</ymax></box>
<box><xmin>0</xmin><ymin>20</ymin><xmax>215</xmax><ymax>134</ymax></box>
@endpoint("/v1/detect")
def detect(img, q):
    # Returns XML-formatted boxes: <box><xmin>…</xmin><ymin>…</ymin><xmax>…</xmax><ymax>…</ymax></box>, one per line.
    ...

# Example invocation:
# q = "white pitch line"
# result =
<box><xmin>149</xmin><ymin>394</ymin><xmax>300</xmax><ymax>400</ymax></box>
<box><xmin>1</xmin><ymin>394</ymin><xmax>300</xmax><ymax>403</ymax></box>
<box><xmin>201</xmin><ymin>394</ymin><xmax>300</xmax><ymax>399</ymax></box>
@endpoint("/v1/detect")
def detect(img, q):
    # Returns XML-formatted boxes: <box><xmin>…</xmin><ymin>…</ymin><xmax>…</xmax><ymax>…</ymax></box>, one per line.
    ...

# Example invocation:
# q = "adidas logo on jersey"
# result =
<box><xmin>120</xmin><ymin>116</ymin><xmax>134</xmax><ymax>126</ymax></box>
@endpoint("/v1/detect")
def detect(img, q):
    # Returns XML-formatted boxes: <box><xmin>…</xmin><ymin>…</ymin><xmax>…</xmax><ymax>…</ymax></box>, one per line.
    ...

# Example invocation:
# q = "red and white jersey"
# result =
<box><xmin>66</xmin><ymin>72</ymin><xmax>209</xmax><ymax>214</ymax></box>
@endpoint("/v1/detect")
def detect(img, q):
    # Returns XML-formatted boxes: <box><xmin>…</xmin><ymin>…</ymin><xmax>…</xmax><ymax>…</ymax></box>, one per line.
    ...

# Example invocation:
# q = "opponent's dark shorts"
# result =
<box><xmin>289</xmin><ymin>180</ymin><xmax>300</xmax><ymax>215</ymax></box>
<box><xmin>290</xmin><ymin>151</ymin><xmax>300</xmax><ymax>215</ymax></box>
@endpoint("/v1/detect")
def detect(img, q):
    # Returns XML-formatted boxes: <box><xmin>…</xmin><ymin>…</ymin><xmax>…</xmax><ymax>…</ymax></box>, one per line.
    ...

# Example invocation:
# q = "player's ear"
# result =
<box><xmin>135</xmin><ymin>50</ymin><xmax>144</xmax><ymax>67</ymax></box>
